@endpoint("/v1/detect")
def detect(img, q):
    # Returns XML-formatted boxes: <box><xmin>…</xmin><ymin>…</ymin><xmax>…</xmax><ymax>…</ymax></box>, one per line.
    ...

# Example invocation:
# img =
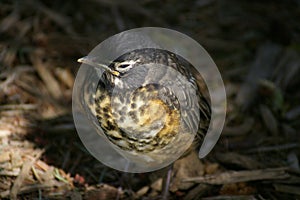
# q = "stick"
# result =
<box><xmin>183</xmin><ymin>167</ymin><xmax>289</xmax><ymax>185</ymax></box>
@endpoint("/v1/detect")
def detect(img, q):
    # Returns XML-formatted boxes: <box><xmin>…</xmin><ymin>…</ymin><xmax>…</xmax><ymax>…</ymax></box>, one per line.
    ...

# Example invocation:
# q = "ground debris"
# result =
<box><xmin>0</xmin><ymin>0</ymin><xmax>299</xmax><ymax>199</ymax></box>
<box><xmin>183</xmin><ymin>167</ymin><xmax>290</xmax><ymax>185</ymax></box>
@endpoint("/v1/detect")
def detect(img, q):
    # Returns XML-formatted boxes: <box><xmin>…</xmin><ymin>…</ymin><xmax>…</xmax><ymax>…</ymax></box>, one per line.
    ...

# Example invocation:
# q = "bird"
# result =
<box><xmin>77</xmin><ymin>48</ymin><xmax>211</xmax><ymax>168</ymax></box>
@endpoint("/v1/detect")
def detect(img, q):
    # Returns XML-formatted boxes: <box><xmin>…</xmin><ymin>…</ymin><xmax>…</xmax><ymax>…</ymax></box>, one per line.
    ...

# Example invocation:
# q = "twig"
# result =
<box><xmin>273</xmin><ymin>184</ymin><xmax>300</xmax><ymax>195</ymax></box>
<box><xmin>0</xmin><ymin>66</ymin><xmax>34</xmax><ymax>92</ymax></box>
<box><xmin>0</xmin><ymin>3</ymin><xmax>19</xmax><ymax>33</ymax></box>
<box><xmin>183</xmin><ymin>167</ymin><xmax>289</xmax><ymax>185</ymax></box>
<box><xmin>42</xmin><ymin>124</ymin><xmax>75</xmax><ymax>135</ymax></box>
<box><xmin>245</xmin><ymin>143</ymin><xmax>300</xmax><ymax>154</ymax></box>
<box><xmin>10</xmin><ymin>150</ymin><xmax>44</xmax><ymax>200</ymax></box>
<box><xmin>184</xmin><ymin>184</ymin><xmax>213</xmax><ymax>200</ymax></box>
<box><xmin>259</xmin><ymin>104</ymin><xmax>278</xmax><ymax>135</ymax></box>
<box><xmin>69</xmin><ymin>153</ymin><xmax>83</xmax><ymax>175</ymax></box>
<box><xmin>223</xmin><ymin>118</ymin><xmax>254</xmax><ymax>136</ymax></box>
<box><xmin>0</xmin><ymin>104</ymin><xmax>37</xmax><ymax>111</ymax></box>
<box><xmin>26</xmin><ymin>0</ymin><xmax>77</xmax><ymax>36</ymax></box>
<box><xmin>53</xmin><ymin>67</ymin><xmax>74</xmax><ymax>89</ymax></box>
<box><xmin>215</xmin><ymin>152</ymin><xmax>263</xmax><ymax>170</ymax></box>
<box><xmin>30</xmin><ymin>49</ymin><xmax>63</xmax><ymax>100</ymax></box>
<box><xmin>202</xmin><ymin>195</ymin><xmax>258</xmax><ymax>200</ymax></box>
<box><xmin>1</xmin><ymin>183</ymin><xmax>56</xmax><ymax>199</ymax></box>
<box><xmin>0</xmin><ymin>169</ymin><xmax>20</xmax><ymax>177</ymax></box>
<box><xmin>236</xmin><ymin>43</ymin><xmax>282</xmax><ymax>109</ymax></box>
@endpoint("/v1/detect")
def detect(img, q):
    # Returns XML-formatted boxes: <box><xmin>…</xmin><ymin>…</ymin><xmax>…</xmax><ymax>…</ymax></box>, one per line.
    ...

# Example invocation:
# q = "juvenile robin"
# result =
<box><xmin>77</xmin><ymin>48</ymin><xmax>211</xmax><ymax>167</ymax></box>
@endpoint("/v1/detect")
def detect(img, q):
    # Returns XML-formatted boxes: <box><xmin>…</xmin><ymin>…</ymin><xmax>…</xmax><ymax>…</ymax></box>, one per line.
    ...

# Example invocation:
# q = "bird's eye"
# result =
<box><xmin>118</xmin><ymin>64</ymin><xmax>130</xmax><ymax>69</ymax></box>
<box><xmin>115</xmin><ymin>60</ymin><xmax>137</xmax><ymax>72</ymax></box>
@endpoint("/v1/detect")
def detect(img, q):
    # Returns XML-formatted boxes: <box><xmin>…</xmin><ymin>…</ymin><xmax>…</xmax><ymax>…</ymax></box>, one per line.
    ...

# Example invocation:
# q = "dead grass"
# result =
<box><xmin>0</xmin><ymin>0</ymin><xmax>300</xmax><ymax>199</ymax></box>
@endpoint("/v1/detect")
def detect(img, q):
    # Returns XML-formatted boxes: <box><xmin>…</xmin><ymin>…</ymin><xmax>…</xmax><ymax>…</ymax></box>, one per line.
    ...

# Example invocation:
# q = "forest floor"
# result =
<box><xmin>0</xmin><ymin>0</ymin><xmax>300</xmax><ymax>199</ymax></box>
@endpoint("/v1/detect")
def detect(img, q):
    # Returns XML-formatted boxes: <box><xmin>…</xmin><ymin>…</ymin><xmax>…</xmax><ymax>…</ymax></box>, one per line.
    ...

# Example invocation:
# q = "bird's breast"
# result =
<box><xmin>110</xmin><ymin>84</ymin><xmax>181</xmax><ymax>149</ymax></box>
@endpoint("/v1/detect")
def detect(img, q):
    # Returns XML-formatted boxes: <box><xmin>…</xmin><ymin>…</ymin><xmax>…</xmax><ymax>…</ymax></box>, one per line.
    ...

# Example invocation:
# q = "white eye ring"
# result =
<box><xmin>115</xmin><ymin>60</ymin><xmax>139</xmax><ymax>72</ymax></box>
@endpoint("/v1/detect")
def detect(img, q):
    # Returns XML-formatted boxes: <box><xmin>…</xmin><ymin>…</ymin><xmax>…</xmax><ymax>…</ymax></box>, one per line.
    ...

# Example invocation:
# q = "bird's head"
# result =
<box><xmin>77</xmin><ymin>54</ymin><xmax>145</xmax><ymax>90</ymax></box>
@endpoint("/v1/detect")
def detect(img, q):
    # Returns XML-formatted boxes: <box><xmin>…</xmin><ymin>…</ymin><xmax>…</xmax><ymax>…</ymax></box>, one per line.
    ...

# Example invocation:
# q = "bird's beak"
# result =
<box><xmin>77</xmin><ymin>56</ymin><xmax>120</xmax><ymax>76</ymax></box>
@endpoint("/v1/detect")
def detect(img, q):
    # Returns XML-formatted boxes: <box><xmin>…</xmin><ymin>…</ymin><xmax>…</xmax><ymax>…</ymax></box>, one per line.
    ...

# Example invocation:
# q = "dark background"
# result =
<box><xmin>0</xmin><ymin>0</ymin><xmax>300</xmax><ymax>199</ymax></box>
